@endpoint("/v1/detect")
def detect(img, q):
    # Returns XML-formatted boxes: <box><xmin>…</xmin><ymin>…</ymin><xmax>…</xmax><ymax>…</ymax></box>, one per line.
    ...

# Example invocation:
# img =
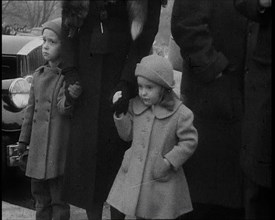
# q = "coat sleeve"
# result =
<box><xmin>56</xmin><ymin>81</ymin><xmax>74</xmax><ymax>116</ymax></box>
<box><xmin>19</xmin><ymin>75</ymin><xmax>36</xmax><ymax>145</ymax></box>
<box><xmin>171</xmin><ymin>0</ymin><xmax>229</xmax><ymax>83</ymax></box>
<box><xmin>60</xmin><ymin>2</ymin><xmax>79</xmax><ymax>70</ymax></box>
<box><xmin>113</xmin><ymin>104</ymin><xmax>134</xmax><ymax>142</ymax></box>
<box><xmin>164</xmin><ymin>106</ymin><xmax>198</xmax><ymax>170</ymax></box>
<box><xmin>120</xmin><ymin>0</ymin><xmax>162</xmax><ymax>85</ymax></box>
<box><xmin>234</xmin><ymin>0</ymin><xmax>271</xmax><ymax>22</ymax></box>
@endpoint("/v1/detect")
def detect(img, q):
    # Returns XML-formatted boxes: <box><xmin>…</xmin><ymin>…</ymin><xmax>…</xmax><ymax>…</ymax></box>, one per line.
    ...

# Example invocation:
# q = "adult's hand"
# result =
<box><xmin>113</xmin><ymin>91</ymin><xmax>122</xmax><ymax>104</ymax></box>
<box><xmin>259</xmin><ymin>0</ymin><xmax>272</xmax><ymax>8</ymax></box>
<box><xmin>112</xmin><ymin>81</ymin><xmax>134</xmax><ymax>116</ymax></box>
<box><xmin>68</xmin><ymin>81</ymin><xmax>82</xmax><ymax>99</ymax></box>
<box><xmin>215</xmin><ymin>72</ymin><xmax>223</xmax><ymax>79</ymax></box>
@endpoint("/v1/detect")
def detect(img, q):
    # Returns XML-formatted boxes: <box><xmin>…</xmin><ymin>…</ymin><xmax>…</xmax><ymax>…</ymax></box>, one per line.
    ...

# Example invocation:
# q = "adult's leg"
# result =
<box><xmin>86</xmin><ymin>202</ymin><xmax>104</xmax><ymax>220</ymax></box>
<box><xmin>183</xmin><ymin>203</ymin><xmax>244</xmax><ymax>220</ymax></box>
<box><xmin>244</xmin><ymin>177</ymin><xmax>272</xmax><ymax>220</ymax></box>
<box><xmin>110</xmin><ymin>205</ymin><xmax>126</xmax><ymax>220</ymax></box>
<box><xmin>49</xmin><ymin>176</ymin><xmax>70</xmax><ymax>220</ymax></box>
<box><xmin>31</xmin><ymin>178</ymin><xmax>52</xmax><ymax>220</ymax></box>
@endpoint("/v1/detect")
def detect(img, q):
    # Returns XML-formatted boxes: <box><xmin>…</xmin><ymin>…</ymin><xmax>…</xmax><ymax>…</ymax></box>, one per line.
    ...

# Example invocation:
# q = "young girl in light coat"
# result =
<box><xmin>107</xmin><ymin>54</ymin><xmax>198</xmax><ymax>219</ymax></box>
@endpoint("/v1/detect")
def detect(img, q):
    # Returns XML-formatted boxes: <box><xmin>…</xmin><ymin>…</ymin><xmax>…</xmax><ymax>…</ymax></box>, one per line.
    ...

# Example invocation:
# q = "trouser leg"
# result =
<box><xmin>110</xmin><ymin>205</ymin><xmax>125</xmax><ymax>219</ymax></box>
<box><xmin>86</xmin><ymin>202</ymin><xmax>104</xmax><ymax>220</ymax></box>
<box><xmin>244</xmin><ymin>177</ymin><xmax>272</xmax><ymax>220</ymax></box>
<box><xmin>31</xmin><ymin>178</ymin><xmax>52</xmax><ymax>220</ymax></box>
<box><xmin>49</xmin><ymin>176</ymin><xmax>70</xmax><ymax>220</ymax></box>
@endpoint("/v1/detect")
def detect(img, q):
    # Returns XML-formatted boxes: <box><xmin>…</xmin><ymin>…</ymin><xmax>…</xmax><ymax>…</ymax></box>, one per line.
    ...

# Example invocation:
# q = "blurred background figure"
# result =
<box><xmin>234</xmin><ymin>0</ymin><xmax>272</xmax><ymax>219</ymax></box>
<box><xmin>171</xmin><ymin>0</ymin><xmax>248</xmax><ymax>219</ymax></box>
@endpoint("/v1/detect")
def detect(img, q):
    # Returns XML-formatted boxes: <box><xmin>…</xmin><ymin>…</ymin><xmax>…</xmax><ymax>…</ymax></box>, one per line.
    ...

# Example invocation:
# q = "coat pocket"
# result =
<box><xmin>152</xmin><ymin>155</ymin><xmax>172</xmax><ymax>182</ymax></box>
<box><xmin>121</xmin><ymin>148</ymin><xmax>132</xmax><ymax>173</ymax></box>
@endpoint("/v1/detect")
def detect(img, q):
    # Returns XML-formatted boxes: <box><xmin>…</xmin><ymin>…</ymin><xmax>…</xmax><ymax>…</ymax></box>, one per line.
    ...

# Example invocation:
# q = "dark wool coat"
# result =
<box><xmin>60</xmin><ymin>0</ymin><xmax>162</xmax><ymax>209</ymax></box>
<box><xmin>235</xmin><ymin>0</ymin><xmax>271</xmax><ymax>188</ymax></box>
<box><xmin>107</xmin><ymin>95</ymin><xmax>198</xmax><ymax>219</ymax></box>
<box><xmin>171</xmin><ymin>0</ymin><xmax>248</xmax><ymax>208</ymax></box>
<box><xmin>19</xmin><ymin>64</ymin><xmax>74</xmax><ymax>179</ymax></box>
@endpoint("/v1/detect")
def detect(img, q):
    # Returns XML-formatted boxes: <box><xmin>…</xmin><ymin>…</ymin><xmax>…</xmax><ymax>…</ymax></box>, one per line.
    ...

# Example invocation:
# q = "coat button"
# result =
<box><xmin>33</xmin><ymin>119</ymin><xmax>36</xmax><ymax>123</ymax></box>
<box><xmin>34</xmin><ymin>109</ymin><xmax>37</xmax><ymax>112</ymax></box>
<box><xmin>245</xmin><ymin>67</ymin><xmax>249</xmax><ymax>75</ymax></box>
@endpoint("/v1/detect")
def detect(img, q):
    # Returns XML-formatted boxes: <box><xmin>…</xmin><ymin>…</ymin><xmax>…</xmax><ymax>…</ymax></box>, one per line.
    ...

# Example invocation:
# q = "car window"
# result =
<box><xmin>2</xmin><ymin>55</ymin><xmax>18</xmax><ymax>79</ymax></box>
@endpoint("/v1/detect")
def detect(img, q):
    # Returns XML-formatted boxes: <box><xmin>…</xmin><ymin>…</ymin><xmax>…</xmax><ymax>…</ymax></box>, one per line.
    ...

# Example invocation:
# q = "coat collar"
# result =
<box><xmin>132</xmin><ymin>95</ymin><xmax>182</xmax><ymax>119</ymax></box>
<box><xmin>36</xmin><ymin>61</ymin><xmax>63</xmax><ymax>75</ymax></box>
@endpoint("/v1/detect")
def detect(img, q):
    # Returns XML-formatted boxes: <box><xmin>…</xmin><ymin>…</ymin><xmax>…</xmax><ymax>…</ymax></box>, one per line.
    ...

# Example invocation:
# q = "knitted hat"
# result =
<box><xmin>135</xmin><ymin>55</ymin><xmax>175</xmax><ymax>89</ymax></box>
<box><xmin>42</xmin><ymin>18</ymin><xmax>62</xmax><ymax>37</ymax></box>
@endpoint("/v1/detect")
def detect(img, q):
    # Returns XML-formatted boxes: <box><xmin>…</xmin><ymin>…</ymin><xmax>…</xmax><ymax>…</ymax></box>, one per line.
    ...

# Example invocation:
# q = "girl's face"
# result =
<box><xmin>42</xmin><ymin>29</ymin><xmax>61</xmax><ymax>66</ymax></box>
<box><xmin>137</xmin><ymin>76</ymin><xmax>163</xmax><ymax>106</ymax></box>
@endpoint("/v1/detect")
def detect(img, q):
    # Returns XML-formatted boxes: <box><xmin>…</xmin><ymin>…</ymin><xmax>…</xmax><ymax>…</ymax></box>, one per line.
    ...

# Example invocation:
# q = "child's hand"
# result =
<box><xmin>68</xmin><ymin>81</ymin><xmax>82</xmax><ymax>99</ymax></box>
<box><xmin>164</xmin><ymin>158</ymin><xmax>173</xmax><ymax>169</ymax></box>
<box><xmin>112</xmin><ymin>91</ymin><xmax>122</xmax><ymax>104</ymax></box>
<box><xmin>17</xmin><ymin>142</ymin><xmax>27</xmax><ymax>155</ymax></box>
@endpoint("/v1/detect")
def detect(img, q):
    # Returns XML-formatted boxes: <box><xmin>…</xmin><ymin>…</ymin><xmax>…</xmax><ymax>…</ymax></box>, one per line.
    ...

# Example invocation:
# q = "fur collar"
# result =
<box><xmin>62</xmin><ymin>0</ymin><xmax>148</xmax><ymax>40</ymax></box>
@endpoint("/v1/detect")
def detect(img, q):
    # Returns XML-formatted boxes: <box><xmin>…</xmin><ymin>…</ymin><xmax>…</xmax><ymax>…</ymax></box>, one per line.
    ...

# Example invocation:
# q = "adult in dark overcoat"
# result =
<box><xmin>234</xmin><ymin>0</ymin><xmax>272</xmax><ymax>219</ymax></box>
<box><xmin>171</xmin><ymin>0</ymin><xmax>248</xmax><ymax>218</ymax></box>
<box><xmin>60</xmin><ymin>0</ymin><xmax>163</xmax><ymax>219</ymax></box>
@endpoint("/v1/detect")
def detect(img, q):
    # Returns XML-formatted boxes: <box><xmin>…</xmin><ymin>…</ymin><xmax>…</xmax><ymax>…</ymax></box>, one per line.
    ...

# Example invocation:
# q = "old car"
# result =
<box><xmin>2</xmin><ymin>35</ymin><xmax>44</xmax><ymax>177</ymax></box>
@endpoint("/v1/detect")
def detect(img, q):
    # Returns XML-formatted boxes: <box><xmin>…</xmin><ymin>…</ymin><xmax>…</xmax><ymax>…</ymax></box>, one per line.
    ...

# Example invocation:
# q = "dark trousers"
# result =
<box><xmin>244</xmin><ymin>177</ymin><xmax>272</xmax><ymax>220</ymax></box>
<box><xmin>31</xmin><ymin>176</ymin><xmax>70</xmax><ymax>220</ymax></box>
<box><xmin>181</xmin><ymin>203</ymin><xmax>244</xmax><ymax>220</ymax></box>
<box><xmin>86</xmin><ymin>202</ymin><xmax>104</xmax><ymax>220</ymax></box>
<box><xmin>110</xmin><ymin>206</ymin><xmax>184</xmax><ymax>220</ymax></box>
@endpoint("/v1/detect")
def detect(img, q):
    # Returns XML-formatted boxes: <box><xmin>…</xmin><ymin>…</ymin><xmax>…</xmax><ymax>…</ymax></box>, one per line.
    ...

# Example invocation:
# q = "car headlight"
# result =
<box><xmin>24</xmin><ymin>75</ymin><xmax>33</xmax><ymax>85</ymax></box>
<box><xmin>9</xmin><ymin>78</ymin><xmax>31</xmax><ymax>109</ymax></box>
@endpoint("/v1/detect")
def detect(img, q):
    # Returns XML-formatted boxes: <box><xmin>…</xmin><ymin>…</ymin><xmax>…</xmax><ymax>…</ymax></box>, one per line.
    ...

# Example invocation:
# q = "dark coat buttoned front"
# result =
<box><xmin>235</xmin><ymin>0</ymin><xmax>272</xmax><ymax>189</ymax></box>
<box><xmin>171</xmin><ymin>0</ymin><xmax>248</xmax><ymax>208</ymax></box>
<box><xmin>60</xmin><ymin>0</ymin><xmax>162</xmax><ymax>209</ymax></box>
<box><xmin>19</xmin><ymin>65</ymin><xmax>74</xmax><ymax>179</ymax></box>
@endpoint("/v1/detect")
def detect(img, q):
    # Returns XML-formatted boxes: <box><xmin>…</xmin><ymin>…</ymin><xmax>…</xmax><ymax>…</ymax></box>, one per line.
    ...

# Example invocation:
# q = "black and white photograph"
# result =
<box><xmin>2</xmin><ymin>0</ymin><xmax>271</xmax><ymax>219</ymax></box>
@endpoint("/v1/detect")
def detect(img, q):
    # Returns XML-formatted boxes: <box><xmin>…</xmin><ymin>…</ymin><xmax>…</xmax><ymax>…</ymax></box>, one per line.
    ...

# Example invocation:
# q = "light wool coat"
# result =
<box><xmin>19</xmin><ymin>64</ymin><xmax>74</xmax><ymax>179</ymax></box>
<box><xmin>107</xmin><ymin>95</ymin><xmax>198</xmax><ymax>219</ymax></box>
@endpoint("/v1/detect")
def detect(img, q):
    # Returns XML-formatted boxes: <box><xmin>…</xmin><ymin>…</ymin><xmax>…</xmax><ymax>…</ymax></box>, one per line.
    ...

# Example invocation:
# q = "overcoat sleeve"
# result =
<box><xmin>19</xmin><ymin>74</ymin><xmax>36</xmax><ymax>145</ymax></box>
<box><xmin>120</xmin><ymin>0</ymin><xmax>162</xmax><ymax>85</ymax></box>
<box><xmin>56</xmin><ymin>81</ymin><xmax>74</xmax><ymax>116</ymax></box>
<box><xmin>164</xmin><ymin>106</ymin><xmax>198</xmax><ymax>170</ymax></box>
<box><xmin>234</xmin><ymin>0</ymin><xmax>271</xmax><ymax>22</ymax></box>
<box><xmin>171</xmin><ymin>0</ymin><xmax>229</xmax><ymax>83</ymax></box>
<box><xmin>113</xmin><ymin>104</ymin><xmax>134</xmax><ymax>142</ymax></box>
